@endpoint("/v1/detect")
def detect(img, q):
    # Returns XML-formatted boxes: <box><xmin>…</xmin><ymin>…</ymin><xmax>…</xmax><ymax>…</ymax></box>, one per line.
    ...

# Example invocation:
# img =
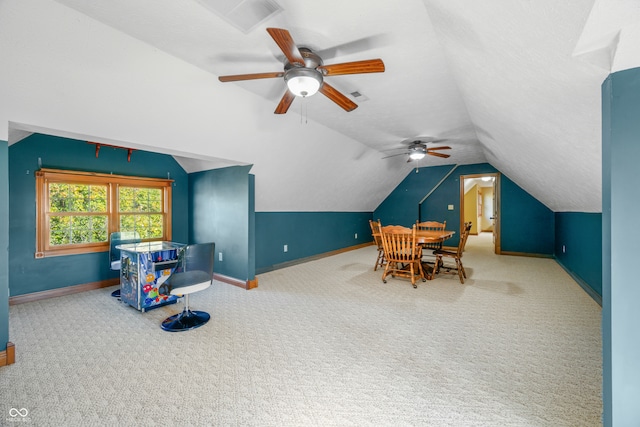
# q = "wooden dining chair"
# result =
<box><xmin>379</xmin><ymin>224</ymin><xmax>426</xmax><ymax>288</ymax></box>
<box><xmin>416</xmin><ymin>220</ymin><xmax>446</xmax><ymax>265</ymax></box>
<box><xmin>369</xmin><ymin>219</ymin><xmax>386</xmax><ymax>271</ymax></box>
<box><xmin>433</xmin><ymin>222</ymin><xmax>472</xmax><ymax>283</ymax></box>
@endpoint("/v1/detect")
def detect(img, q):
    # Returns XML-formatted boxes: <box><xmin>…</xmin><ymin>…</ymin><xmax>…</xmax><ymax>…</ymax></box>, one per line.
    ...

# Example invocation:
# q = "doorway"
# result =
<box><xmin>459</xmin><ymin>173</ymin><xmax>500</xmax><ymax>254</ymax></box>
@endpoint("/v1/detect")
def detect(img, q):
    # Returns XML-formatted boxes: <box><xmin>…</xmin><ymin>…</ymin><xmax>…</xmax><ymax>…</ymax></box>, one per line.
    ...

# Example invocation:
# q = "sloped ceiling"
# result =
<box><xmin>1</xmin><ymin>0</ymin><xmax>638</xmax><ymax>212</ymax></box>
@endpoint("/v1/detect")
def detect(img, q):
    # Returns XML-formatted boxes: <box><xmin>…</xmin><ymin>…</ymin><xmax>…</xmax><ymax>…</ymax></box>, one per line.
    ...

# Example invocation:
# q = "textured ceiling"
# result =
<box><xmin>1</xmin><ymin>0</ymin><xmax>638</xmax><ymax>212</ymax></box>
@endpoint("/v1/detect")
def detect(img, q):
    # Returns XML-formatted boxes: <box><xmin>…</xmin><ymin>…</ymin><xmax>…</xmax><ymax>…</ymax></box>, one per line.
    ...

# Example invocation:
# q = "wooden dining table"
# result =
<box><xmin>372</xmin><ymin>228</ymin><xmax>455</xmax><ymax>244</ymax></box>
<box><xmin>415</xmin><ymin>229</ymin><xmax>455</xmax><ymax>279</ymax></box>
<box><xmin>373</xmin><ymin>227</ymin><xmax>455</xmax><ymax>280</ymax></box>
<box><xmin>415</xmin><ymin>229</ymin><xmax>455</xmax><ymax>245</ymax></box>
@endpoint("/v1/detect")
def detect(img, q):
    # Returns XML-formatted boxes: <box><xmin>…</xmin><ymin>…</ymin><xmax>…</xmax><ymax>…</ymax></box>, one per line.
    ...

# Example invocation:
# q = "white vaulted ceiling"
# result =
<box><xmin>1</xmin><ymin>0</ymin><xmax>639</xmax><ymax>212</ymax></box>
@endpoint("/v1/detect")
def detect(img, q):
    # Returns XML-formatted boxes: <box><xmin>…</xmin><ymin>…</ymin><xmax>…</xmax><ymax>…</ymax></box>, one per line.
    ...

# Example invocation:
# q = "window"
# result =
<box><xmin>118</xmin><ymin>187</ymin><xmax>165</xmax><ymax>240</ymax></box>
<box><xmin>48</xmin><ymin>182</ymin><xmax>109</xmax><ymax>246</ymax></box>
<box><xmin>36</xmin><ymin>169</ymin><xmax>173</xmax><ymax>258</ymax></box>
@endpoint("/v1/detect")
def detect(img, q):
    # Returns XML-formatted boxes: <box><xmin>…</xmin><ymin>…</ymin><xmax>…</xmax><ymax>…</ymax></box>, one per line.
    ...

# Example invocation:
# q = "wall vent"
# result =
<box><xmin>196</xmin><ymin>0</ymin><xmax>283</xmax><ymax>34</ymax></box>
<box><xmin>350</xmin><ymin>91</ymin><xmax>369</xmax><ymax>102</ymax></box>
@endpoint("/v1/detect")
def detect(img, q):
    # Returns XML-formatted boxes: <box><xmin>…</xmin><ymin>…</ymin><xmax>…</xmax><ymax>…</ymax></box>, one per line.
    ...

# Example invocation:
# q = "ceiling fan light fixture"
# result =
<box><xmin>285</xmin><ymin>68</ymin><xmax>323</xmax><ymax>97</ymax></box>
<box><xmin>409</xmin><ymin>148</ymin><xmax>426</xmax><ymax>160</ymax></box>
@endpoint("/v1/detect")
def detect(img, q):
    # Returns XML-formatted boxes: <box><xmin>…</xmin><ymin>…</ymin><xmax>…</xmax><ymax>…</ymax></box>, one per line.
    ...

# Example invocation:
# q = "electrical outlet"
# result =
<box><xmin>284</xmin><ymin>244</ymin><xmax>288</xmax><ymax>252</ymax></box>
<box><xmin>355</xmin><ymin>233</ymin><xmax>358</xmax><ymax>239</ymax></box>
<box><xmin>562</xmin><ymin>245</ymin><xmax>566</xmax><ymax>253</ymax></box>
<box><xmin>219</xmin><ymin>252</ymin><xmax>223</xmax><ymax>261</ymax></box>
<box><xmin>448</xmin><ymin>204</ymin><xmax>454</xmax><ymax>210</ymax></box>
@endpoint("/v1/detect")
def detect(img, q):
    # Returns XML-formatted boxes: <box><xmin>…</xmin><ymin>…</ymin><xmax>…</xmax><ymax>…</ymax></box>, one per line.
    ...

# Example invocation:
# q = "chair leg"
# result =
<box><xmin>433</xmin><ymin>255</ymin><xmax>442</xmax><ymax>276</ymax></box>
<box><xmin>457</xmin><ymin>259</ymin><xmax>465</xmax><ymax>284</ymax></box>
<box><xmin>111</xmin><ymin>271</ymin><xmax>121</xmax><ymax>297</ymax></box>
<box><xmin>161</xmin><ymin>294</ymin><xmax>211</xmax><ymax>332</ymax></box>
<box><xmin>409</xmin><ymin>263</ymin><xmax>417</xmax><ymax>288</ymax></box>
<box><xmin>374</xmin><ymin>249</ymin><xmax>384</xmax><ymax>271</ymax></box>
<box><xmin>183</xmin><ymin>293</ymin><xmax>190</xmax><ymax>311</ymax></box>
<box><xmin>381</xmin><ymin>262</ymin><xmax>393</xmax><ymax>283</ymax></box>
<box><xmin>417</xmin><ymin>259</ymin><xmax>427</xmax><ymax>282</ymax></box>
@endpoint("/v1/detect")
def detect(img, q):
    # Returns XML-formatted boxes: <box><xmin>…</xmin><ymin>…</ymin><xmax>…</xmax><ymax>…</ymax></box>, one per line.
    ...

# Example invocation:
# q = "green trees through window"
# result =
<box><xmin>36</xmin><ymin>169</ymin><xmax>173</xmax><ymax>258</ymax></box>
<box><xmin>48</xmin><ymin>183</ymin><xmax>108</xmax><ymax>246</ymax></box>
<box><xmin>119</xmin><ymin>187</ymin><xmax>164</xmax><ymax>240</ymax></box>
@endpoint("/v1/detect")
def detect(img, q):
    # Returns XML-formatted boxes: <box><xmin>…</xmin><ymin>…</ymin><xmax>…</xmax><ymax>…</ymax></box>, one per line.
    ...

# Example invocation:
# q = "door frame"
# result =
<box><xmin>459</xmin><ymin>173</ymin><xmax>501</xmax><ymax>254</ymax></box>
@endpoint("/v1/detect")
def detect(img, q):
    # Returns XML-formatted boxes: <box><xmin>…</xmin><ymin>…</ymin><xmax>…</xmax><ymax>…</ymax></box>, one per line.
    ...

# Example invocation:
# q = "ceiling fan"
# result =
<box><xmin>383</xmin><ymin>139</ymin><xmax>452</xmax><ymax>162</ymax></box>
<box><xmin>217</xmin><ymin>28</ymin><xmax>385</xmax><ymax>114</ymax></box>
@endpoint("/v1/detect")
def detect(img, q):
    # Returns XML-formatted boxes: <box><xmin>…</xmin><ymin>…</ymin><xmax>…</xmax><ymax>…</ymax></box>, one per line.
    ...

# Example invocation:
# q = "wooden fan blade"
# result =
<box><xmin>319</xmin><ymin>83</ymin><xmax>358</xmax><ymax>112</ymax></box>
<box><xmin>427</xmin><ymin>151</ymin><xmax>450</xmax><ymax>158</ymax></box>
<box><xmin>274</xmin><ymin>90</ymin><xmax>295</xmax><ymax>114</ymax></box>
<box><xmin>426</xmin><ymin>146</ymin><xmax>451</xmax><ymax>151</ymax></box>
<box><xmin>318</xmin><ymin>59</ymin><xmax>385</xmax><ymax>76</ymax></box>
<box><xmin>266</xmin><ymin>28</ymin><xmax>305</xmax><ymax>66</ymax></box>
<box><xmin>218</xmin><ymin>72</ymin><xmax>284</xmax><ymax>82</ymax></box>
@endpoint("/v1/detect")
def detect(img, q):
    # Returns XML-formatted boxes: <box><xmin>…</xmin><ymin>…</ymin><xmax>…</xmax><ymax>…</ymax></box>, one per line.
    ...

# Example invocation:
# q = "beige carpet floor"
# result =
<box><xmin>0</xmin><ymin>233</ymin><xmax>602</xmax><ymax>426</ymax></box>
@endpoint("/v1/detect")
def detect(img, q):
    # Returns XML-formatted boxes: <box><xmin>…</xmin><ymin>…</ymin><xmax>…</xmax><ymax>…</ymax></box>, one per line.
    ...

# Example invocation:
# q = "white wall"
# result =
<box><xmin>0</xmin><ymin>0</ymin><xmax>412</xmax><ymax>212</ymax></box>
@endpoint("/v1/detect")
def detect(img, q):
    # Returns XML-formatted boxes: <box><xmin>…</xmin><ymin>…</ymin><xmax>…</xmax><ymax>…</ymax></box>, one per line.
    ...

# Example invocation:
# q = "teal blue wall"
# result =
<box><xmin>248</xmin><ymin>175</ymin><xmax>256</xmax><ymax>280</ymax></box>
<box><xmin>500</xmin><ymin>175</ymin><xmax>555</xmax><ymax>255</ymax></box>
<box><xmin>255</xmin><ymin>212</ymin><xmax>372</xmax><ymax>273</ymax></box>
<box><xmin>602</xmin><ymin>73</ymin><xmax>613</xmax><ymax>427</ymax></box>
<box><xmin>554</xmin><ymin>212</ymin><xmax>602</xmax><ymax>299</ymax></box>
<box><xmin>419</xmin><ymin>165</ymin><xmax>488</xmax><ymax>235</ymax></box>
<box><xmin>375</xmin><ymin>164</ymin><xmax>456</xmax><ymax>227</ymax></box>
<box><xmin>375</xmin><ymin>163</ymin><xmax>555</xmax><ymax>255</ymax></box>
<box><xmin>188</xmin><ymin>166</ymin><xmax>254</xmax><ymax>281</ymax></box>
<box><xmin>602</xmin><ymin>67</ymin><xmax>640</xmax><ymax>426</ymax></box>
<box><xmin>0</xmin><ymin>141</ymin><xmax>9</xmax><ymax>351</ymax></box>
<box><xmin>8</xmin><ymin>134</ymin><xmax>189</xmax><ymax>296</ymax></box>
<box><xmin>418</xmin><ymin>164</ymin><xmax>498</xmax><ymax>248</ymax></box>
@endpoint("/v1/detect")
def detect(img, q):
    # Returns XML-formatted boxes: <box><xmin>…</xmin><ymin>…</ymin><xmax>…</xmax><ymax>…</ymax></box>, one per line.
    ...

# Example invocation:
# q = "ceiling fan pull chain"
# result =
<box><xmin>300</xmin><ymin>97</ymin><xmax>308</xmax><ymax>124</ymax></box>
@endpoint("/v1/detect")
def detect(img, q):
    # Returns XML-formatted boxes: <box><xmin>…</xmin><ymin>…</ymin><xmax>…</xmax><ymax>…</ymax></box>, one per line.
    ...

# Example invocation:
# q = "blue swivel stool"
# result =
<box><xmin>109</xmin><ymin>231</ymin><xmax>141</xmax><ymax>298</ymax></box>
<box><xmin>159</xmin><ymin>242</ymin><xmax>215</xmax><ymax>332</ymax></box>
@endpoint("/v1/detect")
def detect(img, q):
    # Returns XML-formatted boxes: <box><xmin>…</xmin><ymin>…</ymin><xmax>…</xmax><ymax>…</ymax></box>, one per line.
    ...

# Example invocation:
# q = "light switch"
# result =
<box><xmin>448</xmin><ymin>204</ymin><xmax>454</xmax><ymax>210</ymax></box>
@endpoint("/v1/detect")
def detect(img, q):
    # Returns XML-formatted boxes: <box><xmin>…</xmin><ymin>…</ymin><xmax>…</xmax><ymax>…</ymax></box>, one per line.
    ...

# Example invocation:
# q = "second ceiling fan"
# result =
<box><xmin>218</xmin><ymin>28</ymin><xmax>385</xmax><ymax>114</ymax></box>
<box><xmin>383</xmin><ymin>139</ymin><xmax>452</xmax><ymax>162</ymax></box>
